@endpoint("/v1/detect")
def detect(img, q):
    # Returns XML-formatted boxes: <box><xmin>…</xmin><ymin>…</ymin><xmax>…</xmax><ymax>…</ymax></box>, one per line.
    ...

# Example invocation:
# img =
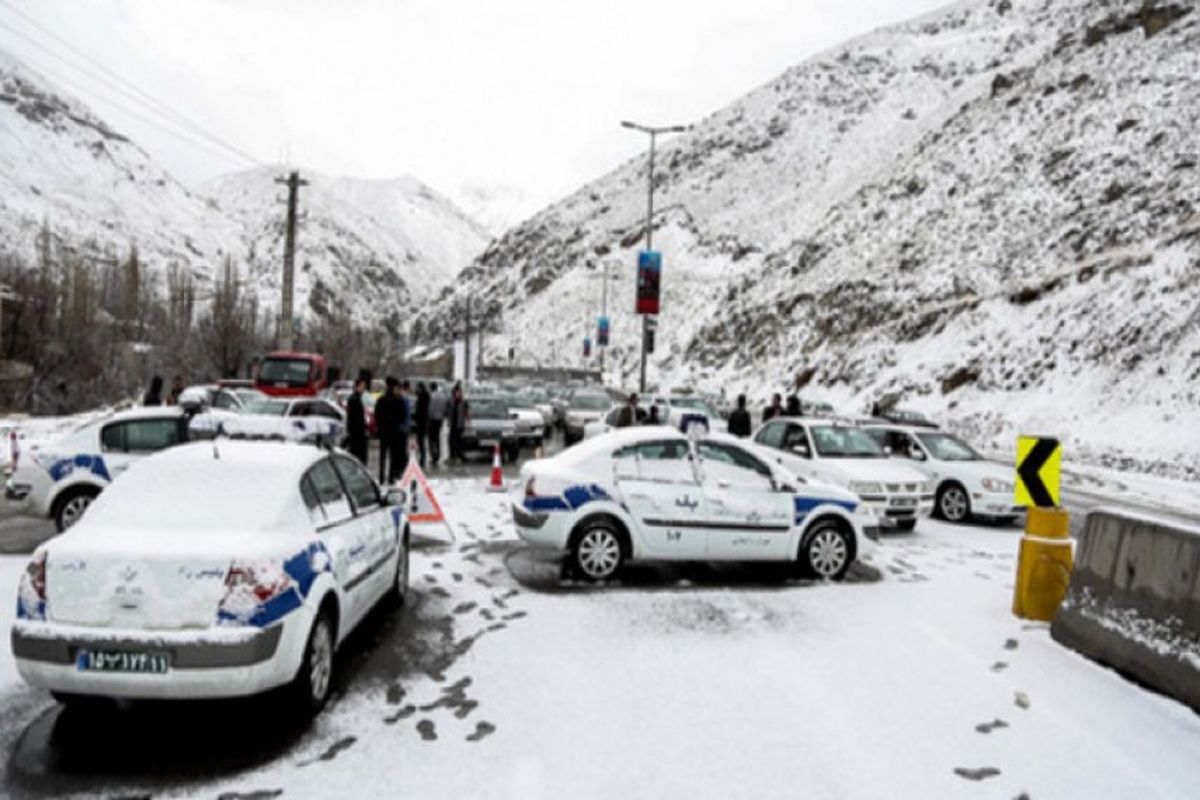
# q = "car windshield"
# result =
<box><xmin>243</xmin><ymin>400</ymin><xmax>289</xmax><ymax>416</ymax></box>
<box><xmin>469</xmin><ymin>398</ymin><xmax>508</xmax><ymax>418</ymax></box>
<box><xmin>571</xmin><ymin>394</ymin><xmax>610</xmax><ymax>410</ymax></box>
<box><xmin>810</xmin><ymin>425</ymin><xmax>886</xmax><ymax>458</ymax></box>
<box><xmin>258</xmin><ymin>358</ymin><xmax>313</xmax><ymax>386</ymax></box>
<box><xmin>917</xmin><ymin>432</ymin><xmax>982</xmax><ymax>461</ymax></box>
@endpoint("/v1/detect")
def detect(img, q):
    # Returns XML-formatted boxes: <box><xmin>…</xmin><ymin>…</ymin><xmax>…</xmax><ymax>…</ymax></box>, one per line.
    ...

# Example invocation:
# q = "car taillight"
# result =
<box><xmin>525</xmin><ymin>475</ymin><xmax>536</xmax><ymax>498</ymax></box>
<box><xmin>220</xmin><ymin>560</ymin><xmax>295</xmax><ymax>620</ymax></box>
<box><xmin>18</xmin><ymin>551</ymin><xmax>47</xmax><ymax>620</ymax></box>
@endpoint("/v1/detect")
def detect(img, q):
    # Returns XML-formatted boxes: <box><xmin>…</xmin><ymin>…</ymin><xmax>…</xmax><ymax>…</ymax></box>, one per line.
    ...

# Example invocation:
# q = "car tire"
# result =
<box><xmin>935</xmin><ymin>482</ymin><xmax>971</xmax><ymax>524</ymax></box>
<box><xmin>52</xmin><ymin>487</ymin><xmax>100</xmax><ymax>532</ymax></box>
<box><xmin>571</xmin><ymin>519</ymin><xmax>625</xmax><ymax>581</ymax></box>
<box><xmin>385</xmin><ymin>530</ymin><xmax>410</xmax><ymax>607</ymax></box>
<box><xmin>799</xmin><ymin>519</ymin><xmax>853</xmax><ymax>581</ymax></box>
<box><xmin>291</xmin><ymin>607</ymin><xmax>336</xmax><ymax>716</ymax></box>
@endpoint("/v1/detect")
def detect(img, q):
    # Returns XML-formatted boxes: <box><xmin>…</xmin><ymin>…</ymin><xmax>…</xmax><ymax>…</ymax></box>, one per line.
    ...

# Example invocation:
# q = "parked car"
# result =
<box><xmin>462</xmin><ymin>396</ymin><xmax>520</xmax><ymax>461</ymax></box>
<box><xmin>563</xmin><ymin>391</ymin><xmax>613</xmax><ymax>445</ymax></box>
<box><xmin>503</xmin><ymin>392</ymin><xmax>548</xmax><ymax>448</ymax></box>
<box><xmin>11</xmin><ymin>440</ymin><xmax>410</xmax><ymax>714</ymax></box>
<box><xmin>875</xmin><ymin>408</ymin><xmax>938</xmax><ymax>429</ymax></box>
<box><xmin>861</xmin><ymin>424</ymin><xmax>1021</xmax><ymax>524</ymax></box>
<box><xmin>254</xmin><ymin>351</ymin><xmax>329</xmax><ymax>398</ymax></box>
<box><xmin>583</xmin><ymin>402</ymin><xmax>653</xmax><ymax>439</ymax></box>
<box><xmin>179</xmin><ymin>384</ymin><xmax>267</xmax><ymax>412</ymax></box>
<box><xmin>751</xmin><ymin>417</ymin><xmax>934</xmax><ymax>532</ymax></box>
<box><xmin>645</xmin><ymin>395</ymin><xmax>728</xmax><ymax>435</ymax></box>
<box><xmin>5</xmin><ymin>407</ymin><xmax>194</xmax><ymax>531</ymax></box>
<box><xmin>514</xmin><ymin>428</ymin><xmax>875</xmax><ymax>581</ymax></box>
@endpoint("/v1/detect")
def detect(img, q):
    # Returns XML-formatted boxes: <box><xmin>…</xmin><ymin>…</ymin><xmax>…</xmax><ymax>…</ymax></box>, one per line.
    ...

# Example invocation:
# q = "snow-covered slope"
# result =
<box><xmin>0</xmin><ymin>49</ymin><xmax>490</xmax><ymax>328</ymax></box>
<box><xmin>0</xmin><ymin>49</ymin><xmax>240</xmax><ymax>278</ymax></box>
<box><xmin>416</xmin><ymin>0</ymin><xmax>1200</xmax><ymax>477</ymax></box>
<box><xmin>207</xmin><ymin>169</ymin><xmax>492</xmax><ymax>323</ymax></box>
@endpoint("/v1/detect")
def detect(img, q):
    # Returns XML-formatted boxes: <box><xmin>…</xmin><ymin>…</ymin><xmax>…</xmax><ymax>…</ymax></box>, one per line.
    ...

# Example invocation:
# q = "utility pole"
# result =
<box><xmin>621</xmin><ymin>120</ymin><xmax>691</xmax><ymax>394</ymax></box>
<box><xmin>275</xmin><ymin>170</ymin><xmax>307</xmax><ymax>351</ymax></box>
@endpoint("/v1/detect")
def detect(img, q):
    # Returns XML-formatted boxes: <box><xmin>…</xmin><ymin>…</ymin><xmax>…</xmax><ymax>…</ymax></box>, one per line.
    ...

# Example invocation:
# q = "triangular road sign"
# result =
<box><xmin>397</xmin><ymin>459</ymin><xmax>448</xmax><ymax>526</ymax></box>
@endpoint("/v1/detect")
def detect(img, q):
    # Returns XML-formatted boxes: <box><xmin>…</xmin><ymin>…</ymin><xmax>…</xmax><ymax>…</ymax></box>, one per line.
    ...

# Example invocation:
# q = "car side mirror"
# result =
<box><xmin>385</xmin><ymin>487</ymin><xmax>408</xmax><ymax>508</ymax></box>
<box><xmin>790</xmin><ymin>444</ymin><xmax>810</xmax><ymax>459</ymax></box>
<box><xmin>910</xmin><ymin>448</ymin><xmax>927</xmax><ymax>461</ymax></box>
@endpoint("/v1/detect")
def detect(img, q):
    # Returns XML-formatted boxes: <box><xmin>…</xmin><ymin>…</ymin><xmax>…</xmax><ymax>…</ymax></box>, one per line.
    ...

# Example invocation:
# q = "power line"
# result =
<box><xmin>0</xmin><ymin>1</ymin><xmax>265</xmax><ymax>168</ymax></box>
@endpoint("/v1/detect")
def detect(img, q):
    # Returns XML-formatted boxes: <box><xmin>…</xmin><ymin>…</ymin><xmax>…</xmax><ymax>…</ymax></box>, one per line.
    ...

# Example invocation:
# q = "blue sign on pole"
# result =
<box><xmin>636</xmin><ymin>250</ymin><xmax>661</xmax><ymax>315</ymax></box>
<box><xmin>597</xmin><ymin>315</ymin><xmax>610</xmax><ymax>347</ymax></box>
<box><xmin>583</xmin><ymin>336</ymin><xmax>592</xmax><ymax>358</ymax></box>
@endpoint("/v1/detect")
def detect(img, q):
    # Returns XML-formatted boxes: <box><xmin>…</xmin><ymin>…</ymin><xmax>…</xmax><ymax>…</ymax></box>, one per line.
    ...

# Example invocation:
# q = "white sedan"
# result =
<box><xmin>514</xmin><ymin>428</ymin><xmax>875</xmax><ymax>581</ymax></box>
<box><xmin>861</xmin><ymin>424</ymin><xmax>1022</xmax><ymax>524</ymax></box>
<box><xmin>11</xmin><ymin>440</ymin><xmax>409</xmax><ymax>714</ymax></box>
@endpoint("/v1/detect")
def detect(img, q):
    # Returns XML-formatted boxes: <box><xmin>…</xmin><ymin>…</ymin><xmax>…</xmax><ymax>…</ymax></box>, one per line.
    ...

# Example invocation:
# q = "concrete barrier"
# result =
<box><xmin>1051</xmin><ymin>508</ymin><xmax>1200</xmax><ymax>712</ymax></box>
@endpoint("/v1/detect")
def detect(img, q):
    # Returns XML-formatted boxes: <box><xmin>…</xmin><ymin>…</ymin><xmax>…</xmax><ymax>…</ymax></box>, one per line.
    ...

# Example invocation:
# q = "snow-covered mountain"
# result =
<box><xmin>206</xmin><ymin>170</ymin><xmax>491</xmax><ymax>325</ymax></box>
<box><xmin>449</xmin><ymin>182</ymin><xmax>543</xmax><ymax>237</ymax></box>
<box><xmin>0</xmin><ymin>48</ymin><xmax>490</xmax><ymax>328</ymax></box>
<box><xmin>415</xmin><ymin>0</ymin><xmax>1199</xmax><ymax>477</ymax></box>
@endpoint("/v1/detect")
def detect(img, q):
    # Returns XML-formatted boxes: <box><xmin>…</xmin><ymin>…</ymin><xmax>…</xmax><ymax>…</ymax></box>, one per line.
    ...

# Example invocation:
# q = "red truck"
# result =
<box><xmin>254</xmin><ymin>352</ymin><xmax>329</xmax><ymax>397</ymax></box>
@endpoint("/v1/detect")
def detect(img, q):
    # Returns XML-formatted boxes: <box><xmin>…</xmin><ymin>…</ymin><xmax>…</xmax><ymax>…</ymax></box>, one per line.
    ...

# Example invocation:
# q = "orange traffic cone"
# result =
<box><xmin>486</xmin><ymin>442</ymin><xmax>506</xmax><ymax>492</ymax></box>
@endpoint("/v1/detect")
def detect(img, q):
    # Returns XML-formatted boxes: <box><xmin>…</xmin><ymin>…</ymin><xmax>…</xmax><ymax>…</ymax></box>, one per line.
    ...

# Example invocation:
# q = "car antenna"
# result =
<box><xmin>213</xmin><ymin>420</ymin><xmax>225</xmax><ymax>460</ymax></box>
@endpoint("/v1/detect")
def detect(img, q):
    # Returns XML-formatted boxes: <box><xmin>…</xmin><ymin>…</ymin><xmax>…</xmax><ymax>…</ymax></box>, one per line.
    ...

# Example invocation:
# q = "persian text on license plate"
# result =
<box><xmin>76</xmin><ymin>649</ymin><xmax>170</xmax><ymax>674</ymax></box>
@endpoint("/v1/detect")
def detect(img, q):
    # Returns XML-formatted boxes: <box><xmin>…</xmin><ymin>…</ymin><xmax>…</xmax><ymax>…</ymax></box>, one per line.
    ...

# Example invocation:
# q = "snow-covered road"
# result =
<box><xmin>1</xmin><ymin>480</ymin><xmax>1197</xmax><ymax>799</ymax></box>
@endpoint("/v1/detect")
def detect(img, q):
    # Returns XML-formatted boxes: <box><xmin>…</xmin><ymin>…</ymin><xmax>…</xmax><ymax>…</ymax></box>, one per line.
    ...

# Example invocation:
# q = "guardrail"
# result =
<box><xmin>1050</xmin><ymin>508</ymin><xmax>1200</xmax><ymax>712</ymax></box>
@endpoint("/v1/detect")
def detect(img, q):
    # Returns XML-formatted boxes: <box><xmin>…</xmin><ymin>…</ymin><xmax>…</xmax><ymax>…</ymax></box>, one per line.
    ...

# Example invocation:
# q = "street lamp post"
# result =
<box><xmin>621</xmin><ymin>120</ymin><xmax>691</xmax><ymax>394</ymax></box>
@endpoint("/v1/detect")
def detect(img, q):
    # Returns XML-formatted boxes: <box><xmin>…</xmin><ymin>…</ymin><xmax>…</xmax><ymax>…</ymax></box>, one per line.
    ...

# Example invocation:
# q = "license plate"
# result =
<box><xmin>480</xmin><ymin>438</ymin><xmax>498</xmax><ymax>447</ymax></box>
<box><xmin>76</xmin><ymin>649</ymin><xmax>170</xmax><ymax>674</ymax></box>
<box><xmin>891</xmin><ymin>497</ymin><xmax>917</xmax><ymax>507</ymax></box>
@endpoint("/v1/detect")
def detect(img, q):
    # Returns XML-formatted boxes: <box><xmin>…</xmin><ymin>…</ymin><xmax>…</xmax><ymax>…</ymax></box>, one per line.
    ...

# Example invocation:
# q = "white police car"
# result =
<box><xmin>514</xmin><ymin>427</ymin><xmax>874</xmax><ymax>581</ymax></box>
<box><xmin>861</xmin><ymin>424</ymin><xmax>1022</xmax><ymax>524</ymax></box>
<box><xmin>5</xmin><ymin>407</ymin><xmax>193</xmax><ymax>531</ymax></box>
<box><xmin>11</xmin><ymin>439</ymin><xmax>409</xmax><ymax>714</ymax></box>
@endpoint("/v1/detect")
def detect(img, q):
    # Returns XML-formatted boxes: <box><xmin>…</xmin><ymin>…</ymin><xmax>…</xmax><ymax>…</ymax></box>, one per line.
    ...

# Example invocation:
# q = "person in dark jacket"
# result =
<box><xmin>390</xmin><ymin>381</ymin><xmax>412</xmax><ymax>481</ymax></box>
<box><xmin>615</xmin><ymin>393</ymin><xmax>640</xmax><ymax>428</ymax></box>
<box><xmin>165</xmin><ymin>374</ymin><xmax>185</xmax><ymax>406</ymax></box>
<box><xmin>785</xmin><ymin>395</ymin><xmax>801</xmax><ymax>417</ymax></box>
<box><xmin>762</xmin><ymin>393</ymin><xmax>783</xmax><ymax>422</ymax></box>
<box><xmin>143</xmin><ymin>375</ymin><xmax>164</xmax><ymax>406</ymax></box>
<box><xmin>427</xmin><ymin>382</ymin><xmax>447</xmax><ymax>467</ymax></box>
<box><xmin>345</xmin><ymin>375</ymin><xmax>369</xmax><ymax>465</ymax></box>
<box><xmin>727</xmin><ymin>394</ymin><xmax>752</xmax><ymax>437</ymax></box>
<box><xmin>374</xmin><ymin>377</ymin><xmax>399</xmax><ymax>484</ymax></box>
<box><xmin>414</xmin><ymin>382</ymin><xmax>430</xmax><ymax>469</ymax></box>
<box><xmin>449</xmin><ymin>382</ymin><xmax>466</xmax><ymax>464</ymax></box>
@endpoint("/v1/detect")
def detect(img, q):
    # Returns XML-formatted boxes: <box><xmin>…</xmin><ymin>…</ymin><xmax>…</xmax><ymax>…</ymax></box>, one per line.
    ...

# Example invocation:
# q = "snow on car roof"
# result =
<box><xmin>78</xmin><ymin>440</ymin><xmax>325</xmax><ymax>535</ymax></box>
<box><xmin>554</xmin><ymin>426</ymin><xmax>687</xmax><ymax>465</ymax></box>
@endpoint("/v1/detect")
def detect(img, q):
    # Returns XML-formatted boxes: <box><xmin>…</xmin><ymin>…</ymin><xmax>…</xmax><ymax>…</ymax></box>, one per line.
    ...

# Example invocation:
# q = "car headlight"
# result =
<box><xmin>981</xmin><ymin>477</ymin><xmax>1013</xmax><ymax>492</ymax></box>
<box><xmin>849</xmin><ymin>481</ymin><xmax>883</xmax><ymax>495</ymax></box>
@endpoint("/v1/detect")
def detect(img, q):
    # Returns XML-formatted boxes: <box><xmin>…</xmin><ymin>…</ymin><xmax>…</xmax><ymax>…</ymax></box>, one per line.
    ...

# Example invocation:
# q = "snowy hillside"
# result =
<box><xmin>0</xmin><ymin>49</ymin><xmax>240</xmax><ymax>280</ymax></box>
<box><xmin>207</xmin><ymin>169</ymin><xmax>492</xmax><ymax>324</ymax></box>
<box><xmin>0</xmin><ymin>49</ymin><xmax>490</xmax><ymax>329</ymax></box>
<box><xmin>415</xmin><ymin>0</ymin><xmax>1200</xmax><ymax>477</ymax></box>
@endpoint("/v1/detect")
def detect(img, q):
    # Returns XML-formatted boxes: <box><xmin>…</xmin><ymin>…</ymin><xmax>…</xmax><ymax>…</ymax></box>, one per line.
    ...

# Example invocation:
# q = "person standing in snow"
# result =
<box><xmin>143</xmin><ymin>375</ymin><xmax>164</xmax><ymax>407</ymax></box>
<box><xmin>165</xmin><ymin>375</ymin><xmax>185</xmax><ymax>406</ymax></box>
<box><xmin>727</xmin><ymin>394</ymin><xmax>752</xmax><ymax>437</ymax></box>
<box><xmin>427</xmin><ymin>382</ymin><xmax>447</xmax><ymax>467</ymax></box>
<box><xmin>390</xmin><ymin>381</ymin><xmax>412</xmax><ymax>482</ymax></box>
<box><xmin>449</xmin><ymin>381</ymin><xmax>466</xmax><ymax>464</ymax></box>
<box><xmin>375</xmin><ymin>377</ymin><xmax>399</xmax><ymax>484</ymax></box>
<box><xmin>763</xmin><ymin>393</ymin><xmax>783</xmax><ymax>422</ymax></box>
<box><xmin>346</xmin><ymin>374</ymin><xmax>369</xmax><ymax>465</ymax></box>
<box><xmin>785</xmin><ymin>395</ymin><xmax>801</xmax><ymax>417</ymax></box>
<box><xmin>414</xmin><ymin>382</ymin><xmax>430</xmax><ymax>469</ymax></box>
<box><xmin>615</xmin><ymin>393</ymin><xmax>640</xmax><ymax>427</ymax></box>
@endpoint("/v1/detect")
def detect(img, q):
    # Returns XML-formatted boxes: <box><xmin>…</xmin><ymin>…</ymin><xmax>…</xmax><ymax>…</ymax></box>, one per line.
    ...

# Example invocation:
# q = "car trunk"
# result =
<box><xmin>44</xmin><ymin>530</ymin><xmax>273</xmax><ymax>630</ymax></box>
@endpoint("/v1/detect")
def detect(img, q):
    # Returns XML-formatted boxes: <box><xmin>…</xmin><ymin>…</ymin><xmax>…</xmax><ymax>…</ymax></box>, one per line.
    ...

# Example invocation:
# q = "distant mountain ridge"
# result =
<box><xmin>0</xmin><ymin>48</ymin><xmax>491</xmax><ymax>331</ymax></box>
<box><xmin>415</xmin><ymin>0</ymin><xmax>1199</xmax><ymax>476</ymax></box>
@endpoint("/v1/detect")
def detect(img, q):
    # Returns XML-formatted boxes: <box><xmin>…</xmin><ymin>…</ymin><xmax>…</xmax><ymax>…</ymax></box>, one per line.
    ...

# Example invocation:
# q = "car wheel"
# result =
<box><xmin>386</xmin><ymin>532</ymin><xmax>410</xmax><ymax>607</ymax></box>
<box><xmin>572</xmin><ymin>520</ymin><xmax>624</xmax><ymax>581</ymax></box>
<box><xmin>800</xmin><ymin>520</ymin><xmax>852</xmax><ymax>580</ymax></box>
<box><xmin>292</xmin><ymin>608</ymin><xmax>336</xmax><ymax>715</ymax></box>
<box><xmin>936</xmin><ymin>483</ymin><xmax>970</xmax><ymax>523</ymax></box>
<box><xmin>53</xmin><ymin>488</ymin><xmax>99</xmax><ymax>532</ymax></box>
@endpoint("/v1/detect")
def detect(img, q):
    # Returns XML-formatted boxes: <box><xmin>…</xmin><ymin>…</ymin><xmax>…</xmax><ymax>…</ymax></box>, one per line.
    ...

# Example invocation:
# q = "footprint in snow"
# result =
<box><xmin>432</xmin><ymin>561</ymin><xmax>443</xmax><ymax>569</ymax></box>
<box><xmin>452</xmin><ymin>572</ymin><xmax>463</xmax><ymax>582</ymax></box>
<box><xmin>466</xmin><ymin>721</ymin><xmax>496</xmax><ymax>742</ymax></box>
<box><xmin>486</xmin><ymin>622</ymin><xmax>507</xmax><ymax>633</ymax></box>
<box><xmin>303</xmin><ymin>736</ymin><xmax>356</xmax><ymax>765</ymax></box>
<box><xmin>953</xmin><ymin>767</ymin><xmax>1000</xmax><ymax>781</ymax></box>
<box><xmin>991</xmin><ymin>661</ymin><xmax>1008</xmax><ymax>672</ymax></box>
<box><xmin>454</xmin><ymin>602</ymin><xmax>478</xmax><ymax>615</ymax></box>
<box><xmin>503</xmin><ymin>611</ymin><xmax>527</xmax><ymax>621</ymax></box>
<box><xmin>416</xmin><ymin>719</ymin><xmax>438</xmax><ymax>741</ymax></box>
<box><xmin>429</xmin><ymin>586</ymin><xmax>451</xmax><ymax>598</ymax></box>
<box><xmin>480</xmin><ymin>608</ymin><xmax>495</xmax><ymax>621</ymax></box>
<box><xmin>974</xmin><ymin>718</ymin><xmax>1009</xmax><ymax>734</ymax></box>
<box><xmin>218</xmin><ymin>790</ymin><xmax>284</xmax><ymax>800</ymax></box>
<box><xmin>423</xmin><ymin>575</ymin><xmax>437</xmax><ymax>584</ymax></box>
<box><xmin>386</xmin><ymin>683</ymin><xmax>406</xmax><ymax>705</ymax></box>
<box><xmin>474</xmin><ymin>577</ymin><xmax>492</xmax><ymax>588</ymax></box>
<box><xmin>1014</xmin><ymin>691</ymin><xmax>1030</xmax><ymax>710</ymax></box>
<box><xmin>384</xmin><ymin>704</ymin><xmax>417</xmax><ymax>724</ymax></box>
<box><xmin>1004</xmin><ymin>638</ymin><xmax>1019</xmax><ymax>650</ymax></box>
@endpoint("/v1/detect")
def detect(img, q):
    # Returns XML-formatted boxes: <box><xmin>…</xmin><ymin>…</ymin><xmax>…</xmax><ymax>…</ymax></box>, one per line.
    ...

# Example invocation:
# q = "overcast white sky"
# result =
<box><xmin>1</xmin><ymin>0</ymin><xmax>951</xmax><ymax>209</ymax></box>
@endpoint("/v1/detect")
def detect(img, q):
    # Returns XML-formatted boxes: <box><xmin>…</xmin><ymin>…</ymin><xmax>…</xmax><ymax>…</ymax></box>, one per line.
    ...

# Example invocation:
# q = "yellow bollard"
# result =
<box><xmin>1012</xmin><ymin>507</ymin><xmax>1073</xmax><ymax>621</ymax></box>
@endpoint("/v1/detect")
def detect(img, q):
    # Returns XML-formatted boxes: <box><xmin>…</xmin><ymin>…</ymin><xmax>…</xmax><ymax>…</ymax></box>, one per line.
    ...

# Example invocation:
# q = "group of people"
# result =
<box><xmin>143</xmin><ymin>374</ymin><xmax>186</xmax><ymax>407</ymax></box>
<box><xmin>344</xmin><ymin>374</ymin><xmax>471</xmax><ymax>483</ymax></box>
